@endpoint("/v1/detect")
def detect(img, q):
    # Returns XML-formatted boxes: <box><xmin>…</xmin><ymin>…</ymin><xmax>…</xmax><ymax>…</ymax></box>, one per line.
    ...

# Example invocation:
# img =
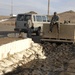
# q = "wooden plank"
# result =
<box><xmin>41</xmin><ymin>38</ymin><xmax>74</xmax><ymax>43</ymax></box>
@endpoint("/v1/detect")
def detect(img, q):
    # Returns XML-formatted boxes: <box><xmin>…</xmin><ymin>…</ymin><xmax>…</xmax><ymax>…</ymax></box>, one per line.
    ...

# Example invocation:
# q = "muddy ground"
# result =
<box><xmin>0</xmin><ymin>24</ymin><xmax>75</xmax><ymax>75</ymax></box>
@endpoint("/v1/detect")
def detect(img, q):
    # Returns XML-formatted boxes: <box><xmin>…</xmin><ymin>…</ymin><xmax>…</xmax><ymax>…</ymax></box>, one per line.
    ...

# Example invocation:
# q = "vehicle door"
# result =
<box><xmin>24</xmin><ymin>14</ymin><xmax>31</xmax><ymax>29</ymax></box>
<box><xmin>16</xmin><ymin>14</ymin><xmax>25</xmax><ymax>29</ymax></box>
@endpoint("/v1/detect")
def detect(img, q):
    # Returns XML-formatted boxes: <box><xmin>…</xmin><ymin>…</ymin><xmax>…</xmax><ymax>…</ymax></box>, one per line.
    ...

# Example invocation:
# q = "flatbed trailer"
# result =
<box><xmin>41</xmin><ymin>23</ymin><xmax>75</xmax><ymax>43</ymax></box>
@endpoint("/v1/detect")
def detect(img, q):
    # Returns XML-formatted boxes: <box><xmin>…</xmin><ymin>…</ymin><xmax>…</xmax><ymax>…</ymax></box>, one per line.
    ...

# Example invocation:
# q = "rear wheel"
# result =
<box><xmin>36</xmin><ymin>27</ymin><xmax>41</xmax><ymax>36</ymax></box>
<box><xmin>36</xmin><ymin>30</ymin><xmax>40</xmax><ymax>36</ymax></box>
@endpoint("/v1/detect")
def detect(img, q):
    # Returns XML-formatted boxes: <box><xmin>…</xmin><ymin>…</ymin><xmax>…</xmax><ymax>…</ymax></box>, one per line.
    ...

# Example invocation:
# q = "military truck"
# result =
<box><xmin>14</xmin><ymin>13</ymin><xmax>50</xmax><ymax>36</ymax></box>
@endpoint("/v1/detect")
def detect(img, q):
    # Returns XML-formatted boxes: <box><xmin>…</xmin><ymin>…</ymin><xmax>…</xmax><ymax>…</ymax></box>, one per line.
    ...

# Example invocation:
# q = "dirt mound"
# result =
<box><xmin>49</xmin><ymin>10</ymin><xmax>75</xmax><ymax>23</ymax></box>
<box><xmin>59</xmin><ymin>10</ymin><xmax>75</xmax><ymax>23</ymax></box>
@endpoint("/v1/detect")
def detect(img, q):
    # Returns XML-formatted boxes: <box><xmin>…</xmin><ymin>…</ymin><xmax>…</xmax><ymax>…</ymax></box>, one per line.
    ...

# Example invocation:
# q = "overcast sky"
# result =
<box><xmin>0</xmin><ymin>0</ymin><xmax>75</xmax><ymax>16</ymax></box>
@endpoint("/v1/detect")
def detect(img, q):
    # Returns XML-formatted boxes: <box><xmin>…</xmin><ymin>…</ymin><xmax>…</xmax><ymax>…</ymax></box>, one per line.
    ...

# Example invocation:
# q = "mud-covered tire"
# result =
<box><xmin>36</xmin><ymin>31</ymin><xmax>40</xmax><ymax>36</ymax></box>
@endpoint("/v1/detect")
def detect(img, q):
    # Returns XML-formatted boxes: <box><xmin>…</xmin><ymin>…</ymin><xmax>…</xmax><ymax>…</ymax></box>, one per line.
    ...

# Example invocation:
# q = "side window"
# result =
<box><xmin>24</xmin><ymin>15</ymin><xmax>31</xmax><ymax>21</ymax></box>
<box><xmin>17</xmin><ymin>15</ymin><xmax>24</xmax><ymax>21</ymax></box>
<box><xmin>42</xmin><ymin>16</ymin><xmax>46</xmax><ymax>22</ymax></box>
<box><xmin>36</xmin><ymin>16</ymin><xmax>42</xmax><ymax>22</ymax></box>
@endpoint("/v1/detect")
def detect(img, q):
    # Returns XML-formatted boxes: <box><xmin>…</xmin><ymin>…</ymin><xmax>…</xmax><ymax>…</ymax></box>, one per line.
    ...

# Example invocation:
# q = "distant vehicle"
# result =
<box><xmin>14</xmin><ymin>13</ymin><xmax>50</xmax><ymax>35</ymax></box>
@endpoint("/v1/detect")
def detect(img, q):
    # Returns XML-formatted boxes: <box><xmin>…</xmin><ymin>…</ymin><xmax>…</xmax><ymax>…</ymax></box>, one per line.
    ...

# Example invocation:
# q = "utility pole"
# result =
<box><xmin>48</xmin><ymin>0</ymin><xmax>50</xmax><ymax>16</ymax></box>
<box><xmin>11</xmin><ymin>0</ymin><xmax>13</xmax><ymax>16</ymax></box>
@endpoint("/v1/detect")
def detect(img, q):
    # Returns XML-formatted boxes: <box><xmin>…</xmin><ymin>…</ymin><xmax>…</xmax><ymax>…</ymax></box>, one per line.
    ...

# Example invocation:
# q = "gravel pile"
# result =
<box><xmin>0</xmin><ymin>42</ymin><xmax>75</xmax><ymax>75</ymax></box>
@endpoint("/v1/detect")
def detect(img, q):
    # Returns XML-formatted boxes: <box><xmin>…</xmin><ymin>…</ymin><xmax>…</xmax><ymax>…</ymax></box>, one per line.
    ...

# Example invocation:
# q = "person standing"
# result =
<box><xmin>27</xmin><ymin>16</ymin><xmax>33</xmax><ymax>38</ymax></box>
<box><xmin>50</xmin><ymin>12</ymin><xmax>60</xmax><ymax>33</ymax></box>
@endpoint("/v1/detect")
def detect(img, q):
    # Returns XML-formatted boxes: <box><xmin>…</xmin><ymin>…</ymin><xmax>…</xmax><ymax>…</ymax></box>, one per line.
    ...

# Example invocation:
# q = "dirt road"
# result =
<box><xmin>0</xmin><ymin>24</ymin><xmax>15</xmax><ymax>37</ymax></box>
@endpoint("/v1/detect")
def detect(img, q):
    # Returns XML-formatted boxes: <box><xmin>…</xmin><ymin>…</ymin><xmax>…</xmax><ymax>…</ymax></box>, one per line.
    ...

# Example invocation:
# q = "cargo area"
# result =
<box><xmin>42</xmin><ymin>23</ymin><xmax>75</xmax><ymax>43</ymax></box>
